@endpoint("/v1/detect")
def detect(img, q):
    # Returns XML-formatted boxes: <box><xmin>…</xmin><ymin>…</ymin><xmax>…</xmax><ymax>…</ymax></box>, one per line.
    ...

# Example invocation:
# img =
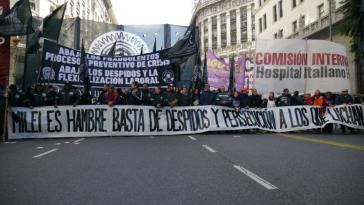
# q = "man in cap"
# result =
<box><xmin>277</xmin><ymin>88</ymin><xmax>292</xmax><ymax>107</ymax></box>
<box><xmin>335</xmin><ymin>88</ymin><xmax>355</xmax><ymax>134</ymax></box>
<box><xmin>163</xmin><ymin>83</ymin><xmax>178</xmax><ymax>107</ymax></box>
<box><xmin>28</xmin><ymin>84</ymin><xmax>47</xmax><ymax>107</ymax></box>
<box><xmin>151</xmin><ymin>86</ymin><xmax>165</xmax><ymax>108</ymax></box>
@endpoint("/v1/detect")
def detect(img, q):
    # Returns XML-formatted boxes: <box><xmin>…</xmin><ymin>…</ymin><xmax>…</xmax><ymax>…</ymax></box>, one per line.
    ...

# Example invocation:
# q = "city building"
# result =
<box><xmin>27</xmin><ymin>0</ymin><xmax>117</xmax><ymax>24</ymax></box>
<box><xmin>193</xmin><ymin>0</ymin><xmax>256</xmax><ymax>59</ymax></box>
<box><xmin>254</xmin><ymin>0</ymin><xmax>361</xmax><ymax>93</ymax></box>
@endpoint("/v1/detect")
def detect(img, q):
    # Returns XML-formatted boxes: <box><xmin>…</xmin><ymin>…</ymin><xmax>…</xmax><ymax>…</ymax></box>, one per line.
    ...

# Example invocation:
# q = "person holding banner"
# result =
<box><xmin>45</xmin><ymin>85</ymin><xmax>59</xmax><ymax>107</ymax></box>
<box><xmin>125</xmin><ymin>82</ymin><xmax>143</xmax><ymax>105</ymax></box>
<box><xmin>97</xmin><ymin>84</ymin><xmax>110</xmax><ymax>105</ymax></box>
<box><xmin>239</xmin><ymin>88</ymin><xmax>251</xmax><ymax>109</ymax></box>
<box><xmin>178</xmin><ymin>86</ymin><xmax>192</xmax><ymax>106</ymax></box>
<box><xmin>192</xmin><ymin>88</ymin><xmax>200</xmax><ymax>106</ymax></box>
<box><xmin>58</xmin><ymin>83</ymin><xmax>79</xmax><ymax>106</ymax></box>
<box><xmin>141</xmin><ymin>83</ymin><xmax>152</xmax><ymax>106</ymax></box>
<box><xmin>263</xmin><ymin>92</ymin><xmax>277</xmax><ymax>108</ymax></box>
<box><xmin>151</xmin><ymin>86</ymin><xmax>165</xmax><ymax>108</ymax></box>
<box><xmin>199</xmin><ymin>84</ymin><xmax>216</xmax><ymax>105</ymax></box>
<box><xmin>163</xmin><ymin>84</ymin><xmax>178</xmax><ymax>107</ymax></box>
<box><xmin>28</xmin><ymin>84</ymin><xmax>47</xmax><ymax>108</ymax></box>
<box><xmin>249</xmin><ymin>89</ymin><xmax>263</xmax><ymax>108</ymax></box>
<box><xmin>215</xmin><ymin>86</ymin><xmax>232</xmax><ymax>107</ymax></box>
<box><xmin>335</xmin><ymin>89</ymin><xmax>355</xmax><ymax>134</ymax></box>
<box><xmin>277</xmin><ymin>88</ymin><xmax>292</xmax><ymax>107</ymax></box>
<box><xmin>7</xmin><ymin>84</ymin><xmax>23</xmax><ymax>107</ymax></box>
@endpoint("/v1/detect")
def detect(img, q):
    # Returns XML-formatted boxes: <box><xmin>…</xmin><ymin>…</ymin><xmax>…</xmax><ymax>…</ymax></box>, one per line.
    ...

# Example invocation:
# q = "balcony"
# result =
<box><xmin>287</xmin><ymin>7</ymin><xmax>345</xmax><ymax>39</ymax></box>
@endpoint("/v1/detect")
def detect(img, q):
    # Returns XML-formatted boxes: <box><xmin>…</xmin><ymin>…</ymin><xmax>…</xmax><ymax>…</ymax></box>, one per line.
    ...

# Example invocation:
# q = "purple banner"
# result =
<box><xmin>207</xmin><ymin>49</ymin><xmax>229</xmax><ymax>90</ymax></box>
<box><xmin>234</xmin><ymin>56</ymin><xmax>246</xmax><ymax>91</ymax></box>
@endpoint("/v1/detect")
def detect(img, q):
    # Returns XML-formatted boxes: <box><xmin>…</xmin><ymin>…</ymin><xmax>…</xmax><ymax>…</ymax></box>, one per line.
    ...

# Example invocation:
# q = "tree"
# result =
<box><xmin>340</xmin><ymin>0</ymin><xmax>363</xmax><ymax>59</ymax></box>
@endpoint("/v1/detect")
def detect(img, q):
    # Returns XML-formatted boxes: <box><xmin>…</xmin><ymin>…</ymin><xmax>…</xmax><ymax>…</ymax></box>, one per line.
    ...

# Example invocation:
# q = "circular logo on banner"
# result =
<box><xmin>162</xmin><ymin>70</ymin><xmax>175</xmax><ymax>83</ymax></box>
<box><xmin>245</xmin><ymin>58</ymin><xmax>255</xmax><ymax>72</ymax></box>
<box><xmin>0</xmin><ymin>37</ymin><xmax>5</xmax><ymax>45</ymax></box>
<box><xmin>89</xmin><ymin>31</ymin><xmax>149</xmax><ymax>56</ymax></box>
<box><xmin>42</xmin><ymin>67</ymin><xmax>55</xmax><ymax>80</ymax></box>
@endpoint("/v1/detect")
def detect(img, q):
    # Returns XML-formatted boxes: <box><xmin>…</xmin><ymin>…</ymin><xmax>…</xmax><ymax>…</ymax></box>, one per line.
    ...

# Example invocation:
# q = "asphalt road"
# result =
<box><xmin>1</xmin><ymin>133</ymin><xmax>364</xmax><ymax>205</ymax></box>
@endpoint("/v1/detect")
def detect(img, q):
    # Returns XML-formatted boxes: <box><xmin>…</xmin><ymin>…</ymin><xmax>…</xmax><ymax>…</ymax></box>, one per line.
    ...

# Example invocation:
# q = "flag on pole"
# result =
<box><xmin>161</xmin><ymin>17</ymin><xmax>198</xmax><ymax>63</ymax></box>
<box><xmin>140</xmin><ymin>45</ymin><xmax>144</xmax><ymax>55</ymax></box>
<box><xmin>79</xmin><ymin>39</ymin><xmax>90</xmax><ymax>92</ymax></box>
<box><xmin>107</xmin><ymin>41</ymin><xmax>116</xmax><ymax>56</ymax></box>
<box><xmin>27</xmin><ymin>3</ymin><xmax>67</xmax><ymax>53</ymax></box>
<box><xmin>228</xmin><ymin>55</ymin><xmax>235</xmax><ymax>93</ymax></box>
<box><xmin>152</xmin><ymin>37</ymin><xmax>157</xmax><ymax>52</ymax></box>
<box><xmin>0</xmin><ymin>0</ymin><xmax>33</xmax><ymax>36</ymax></box>
<box><xmin>201</xmin><ymin>51</ymin><xmax>208</xmax><ymax>87</ymax></box>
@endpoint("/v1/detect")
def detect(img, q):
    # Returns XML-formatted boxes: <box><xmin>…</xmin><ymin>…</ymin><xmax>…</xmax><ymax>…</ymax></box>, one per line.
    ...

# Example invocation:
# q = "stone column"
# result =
<box><xmin>246</xmin><ymin>4</ymin><xmax>252</xmax><ymax>42</ymax></box>
<box><xmin>217</xmin><ymin>15</ymin><xmax>222</xmax><ymax>49</ymax></box>
<box><xmin>208</xmin><ymin>17</ymin><xmax>212</xmax><ymax>49</ymax></box>
<box><xmin>226</xmin><ymin>13</ymin><xmax>231</xmax><ymax>47</ymax></box>
<box><xmin>236</xmin><ymin>9</ymin><xmax>241</xmax><ymax>46</ymax></box>
<box><xmin>200</xmin><ymin>20</ymin><xmax>205</xmax><ymax>52</ymax></box>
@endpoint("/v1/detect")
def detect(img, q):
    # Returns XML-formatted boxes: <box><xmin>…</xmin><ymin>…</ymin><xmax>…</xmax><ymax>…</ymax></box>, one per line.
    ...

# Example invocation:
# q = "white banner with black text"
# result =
<box><xmin>8</xmin><ymin>104</ymin><xmax>364</xmax><ymax>139</ymax></box>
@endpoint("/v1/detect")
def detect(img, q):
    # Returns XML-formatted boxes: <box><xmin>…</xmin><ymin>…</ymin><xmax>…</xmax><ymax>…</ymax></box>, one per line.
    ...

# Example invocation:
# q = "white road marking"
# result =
<box><xmin>36</xmin><ymin>147</ymin><xmax>44</xmax><ymax>149</ymax></box>
<box><xmin>149</xmin><ymin>136</ymin><xmax>155</xmax><ymax>139</ymax></box>
<box><xmin>202</xmin><ymin>145</ymin><xmax>216</xmax><ymax>153</ymax></box>
<box><xmin>73</xmin><ymin>143</ymin><xmax>80</xmax><ymax>145</ymax></box>
<box><xmin>188</xmin><ymin>136</ymin><xmax>197</xmax><ymax>141</ymax></box>
<box><xmin>33</xmin><ymin>149</ymin><xmax>59</xmax><ymax>159</ymax></box>
<box><xmin>54</xmin><ymin>143</ymin><xmax>61</xmax><ymax>146</ymax></box>
<box><xmin>233</xmin><ymin>165</ymin><xmax>278</xmax><ymax>190</ymax></box>
<box><xmin>73</xmin><ymin>138</ymin><xmax>85</xmax><ymax>143</ymax></box>
<box><xmin>64</xmin><ymin>142</ymin><xmax>70</xmax><ymax>144</ymax></box>
<box><xmin>233</xmin><ymin>135</ymin><xmax>241</xmax><ymax>138</ymax></box>
<box><xmin>5</xmin><ymin>142</ymin><xmax>16</xmax><ymax>144</ymax></box>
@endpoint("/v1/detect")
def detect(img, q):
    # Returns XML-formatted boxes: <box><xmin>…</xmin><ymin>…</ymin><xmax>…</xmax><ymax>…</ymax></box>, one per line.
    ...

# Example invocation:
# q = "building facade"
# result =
<box><xmin>254</xmin><ymin>0</ymin><xmax>361</xmax><ymax>93</ymax></box>
<box><xmin>27</xmin><ymin>0</ymin><xmax>117</xmax><ymax>24</ymax></box>
<box><xmin>193</xmin><ymin>0</ymin><xmax>256</xmax><ymax>58</ymax></box>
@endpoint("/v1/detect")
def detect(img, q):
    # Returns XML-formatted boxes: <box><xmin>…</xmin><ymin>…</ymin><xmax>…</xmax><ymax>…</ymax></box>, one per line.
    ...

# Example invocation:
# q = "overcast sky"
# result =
<box><xmin>110</xmin><ymin>0</ymin><xmax>194</xmax><ymax>26</ymax></box>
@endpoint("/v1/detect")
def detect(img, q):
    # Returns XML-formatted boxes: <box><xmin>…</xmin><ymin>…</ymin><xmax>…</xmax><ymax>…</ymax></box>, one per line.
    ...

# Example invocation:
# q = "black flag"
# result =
<box><xmin>201</xmin><ymin>51</ymin><xmax>208</xmax><ymax>87</ymax></box>
<box><xmin>161</xmin><ymin>17</ymin><xmax>198</xmax><ymax>62</ymax></box>
<box><xmin>228</xmin><ymin>55</ymin><xmax>235</xmax><ymax>93</ymax></box>
<box><xmin>79</xmin><ymin>40</ymin><xmax>90</xmax><ymax>92</ymax></box>
<box><xmin>107</xmin><ymin>41</ymin><xmax>116</xmax><ymax>56</ymax></box>
<box><xmin>0</xmin><ymin>0</ymin><xmax>33</xmax><ymax>36</ymax></box>
<box><xmin>27</xmin><ymin>3</ymin><xmax>67</xmax><ymax>53</ymax></box>
<box><xmin>152</xmin><ymin>37</ymin><xmax>157</xmax><ymax>52</ymax></box>
<box><xmin>140</xmin><ymin>45</ymin><xmax>144</xmax><ymax>55</ymax></box>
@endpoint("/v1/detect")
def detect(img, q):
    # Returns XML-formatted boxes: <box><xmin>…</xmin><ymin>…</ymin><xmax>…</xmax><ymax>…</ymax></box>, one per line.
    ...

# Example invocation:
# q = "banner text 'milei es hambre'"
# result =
<box><xmin>8</xmin><ymin>105</ymin><xmax>364</xmax><ymax>139</ymax></box>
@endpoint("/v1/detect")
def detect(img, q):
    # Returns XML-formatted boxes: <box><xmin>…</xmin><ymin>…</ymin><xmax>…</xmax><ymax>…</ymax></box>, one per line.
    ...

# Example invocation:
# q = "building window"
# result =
<box><xmin>230</xmin><ymin>10</ymin><xmax>237</xmax><ymax>45</ymax></box>
<box><xmin>203</xmin><ymin>19</ymin><xmax>208</xmax><ymax>50</ymax></box>
<box><xmin>259</xmin><ymin>0</ymin><xmax>262</xmax><ymax>6</ymax></box>
<box><xmin>273</xmin><ymin>33</ymin><xmax>278</xmax><ymax>39</ymax></box>
<box><xmin>299</xmin><ymin>15</ymin><xmax>305</xmax><ymax>28</ymax></box>
<box><xmin>278</xmin><ymin>29</ymin><xmax>283</xmax><ymax>38</ymax></box>
<box><xmin>30</xmin><ymin>2</ymin><xmax>36</xmax><ymax>12</ymax></box>
<box><xmin>292</xmin><ymin>20</ymin><xmax>297</xmax><ymax>33</ymax></box>
<box><xmin>259</xmin><ymin>18</ymin><xmax>262</xmax><ymax>33</ymax></box>
<box><xmin>212</xmin><ymin>16</ymin><xmax>217</xmax><ymax>49</ymax></box>
<box><xmin>263</xmin><ymin>14</ymin><xmax>267</xmax><ymax>30</ymax></box>
<box><xmin>279</xmin><ymin>0</ymin><xmax>283</xmax><ymax>18</ymax></box>
<box><xmin>221</xmin><ymin>13</ymin><xmax>227</xmax><ymax>48</ymax></box>
<box><xmin>273</xmin><ymin>5</ymin><xmax>277</xmax><ymax>22</ymax></box>
<box><xmin>318</xmin><ymin>3</ymin><xmax>324</xmax><ymax>18</ymax></box>
<box><xmin>251</xmin><ymin>4</ymin><xmax>255</xmax><ymax>41</ymax></box>
<box><xmin>240</xmin><ymin>7</ymin><xmax>248</xmax><ymax>43</ymax></box>
<box><xmin>292</xmin><ymin>0</ymin><xmax>297</xmax><ymax>8</ymax></box>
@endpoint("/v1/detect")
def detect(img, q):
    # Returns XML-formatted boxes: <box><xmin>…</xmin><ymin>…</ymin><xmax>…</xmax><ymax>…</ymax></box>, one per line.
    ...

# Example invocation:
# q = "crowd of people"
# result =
<box><xmin>1</xmin><ymin>82</ymin><xmax>363</xmax><ymax>135</ymax></box>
